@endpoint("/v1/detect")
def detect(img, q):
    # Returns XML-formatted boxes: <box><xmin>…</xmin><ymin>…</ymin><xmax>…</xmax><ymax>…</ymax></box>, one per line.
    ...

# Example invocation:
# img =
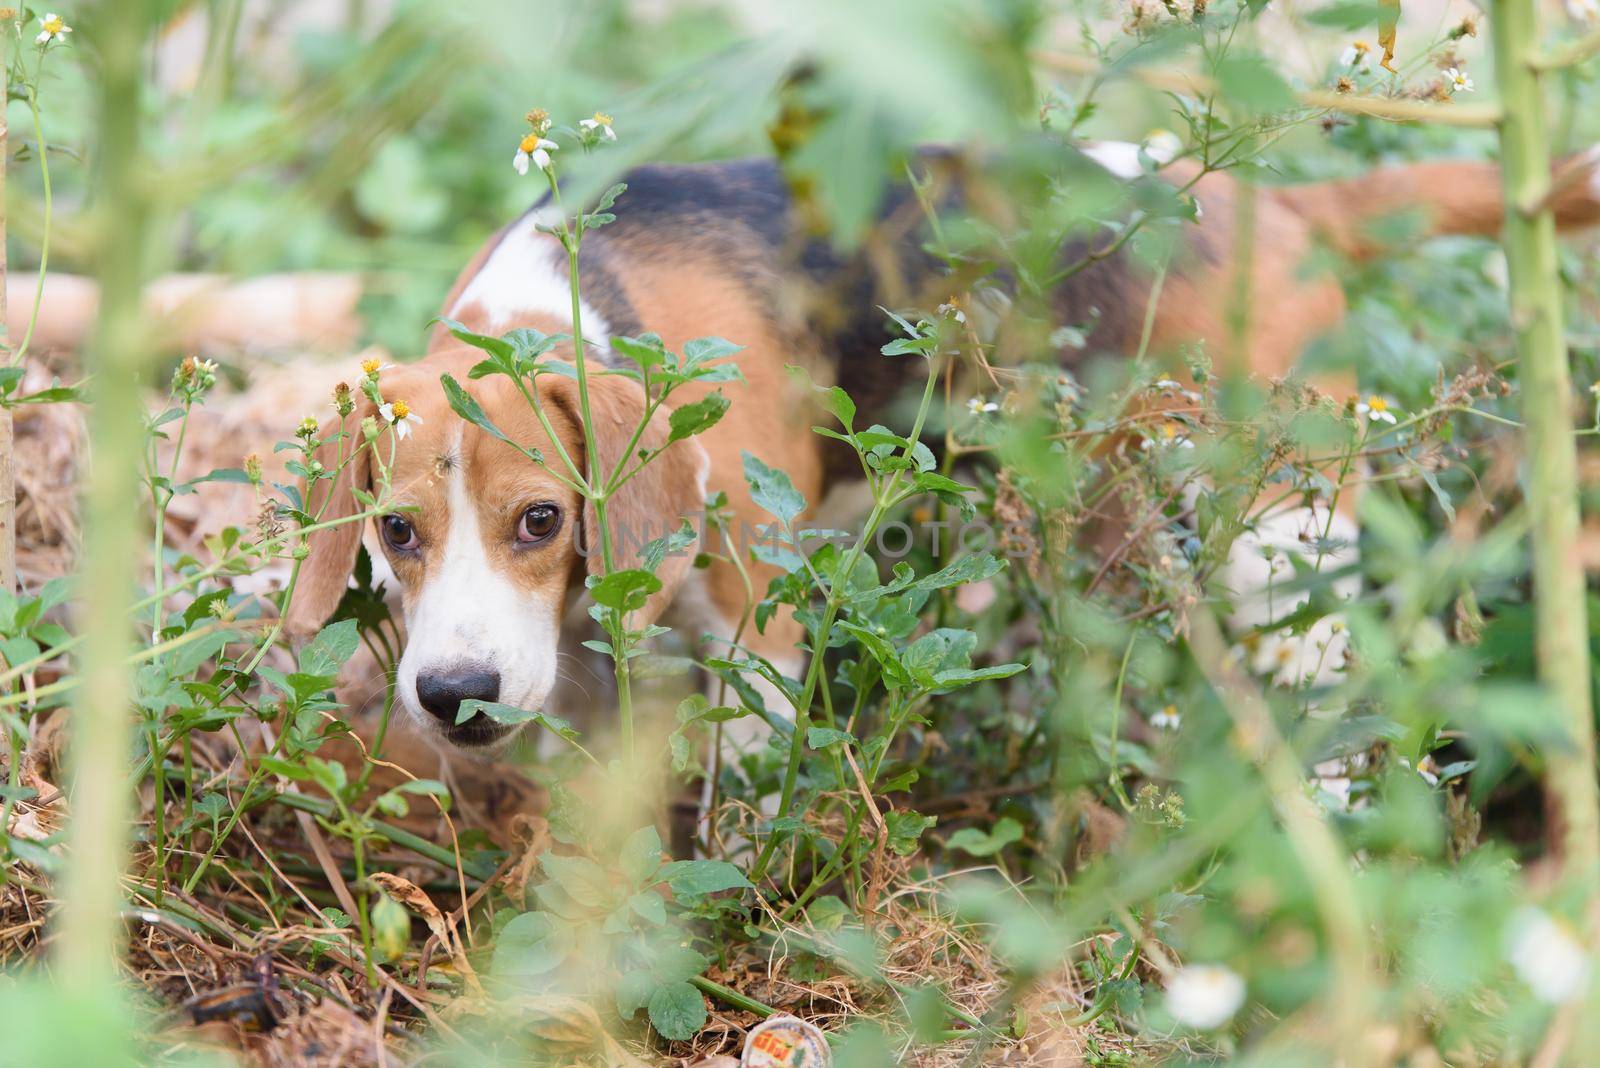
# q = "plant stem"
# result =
<box><xmin>1491</xmin><ymin>0</ymin><xmax>1600</xmax><ymax>878</ymax></box>
<box><xmin>57</xmin><ymin>0</ymin><xmax>156</xmax><ymax>998</ymax></box>
<box><xmin>750</xmin><ymin>353</ymin><xmax>944</xmax><ymax>885</ymax></box>
<box><xmin>9</xmin><ymin>50</ymin><xmax>52</xmax><ymax>370</ymax></box>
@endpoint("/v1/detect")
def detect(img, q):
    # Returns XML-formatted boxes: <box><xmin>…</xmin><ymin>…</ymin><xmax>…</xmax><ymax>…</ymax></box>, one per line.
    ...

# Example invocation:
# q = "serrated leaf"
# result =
<box><xmin>884</xmin><ymin>810</ymin><xmax>936</xmax><ymax>856</ymax></box>
<box><xmin>588</xmin><ymin>568</ymin><xmax>662</xmax><ymax>612</ymax></box>
<box><xmin>683</xmin><ymin>336</ymin><xmax>743</xmax><ymax>364</ymax></box>
<box><xmin>667</xmin><ymin>391</ymin><xmax>729</xmax><ymax>442</ymax></box>
<box><xmin>299</xmin><ymin>619</ymin><xmax>359</xmax><ymax>677</ymax></box>
<box><xmin>647</xmin><ymin>981</ymin><xmax>707</xmax><ymax>1041</ymax></box>
<box><xmin>742</xmin><ymin>451</ymin><xmax>806</xmax><ymax>525</ymax></box>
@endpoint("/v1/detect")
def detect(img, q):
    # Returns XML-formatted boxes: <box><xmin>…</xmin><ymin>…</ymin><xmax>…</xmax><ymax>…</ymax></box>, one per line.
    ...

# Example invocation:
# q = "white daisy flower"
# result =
<box><xmin>514</xmin><ymin>132</ymin><xmax>559</xmax><ymax>176</ymax></box>
<box><xmin>1142</xmin><ymin>421</ymin><xmax>1195</xmax><ymax>450</ymax></box>
<box><xmin>1340</xmin><ymin>40</ymin><xmax>1372</xmax><ymax>72</ymax></box>
<box><xmin>378</xmin><ymin>399</ymin><xmax>423</xmax><ymax>441</ymax></box>
<box><xmin>36</xmin><ymin>13</ymin><xmax>69</xmax><ymax>45</ymax></box>
<box><xmin>1152</xmin><ymin>378</ymin><xmax>1183</xmax><ymax>394</ymax></box>
<box><xmin>938</xmin><ymin>299</ymin><xmax>967</xmax><ymax>324</ymax></box>
<box><xmin>966</xmin><ymin>397</ymin><xmax>1000</xmax><ymax>415</ymax></box>
<box><xmin>360</xmin><ymin>356</ymin><xmax>394</xmax><ymax>380</ymax></box>
<box><xmin>1165</xmin><ymin>964</ymin><xmax>1246</xmax><ymax>1029</ymax></box>
<box><xmin>1507</xmin><ymin>908</ymin><xmax>1590</xmax><ymax>1003</ymax></box>
<box><xmin>1355</xmin><ymin>395</ymin><xmax>1398</xmax><ymax>425</ymax></box>
<box><xmin>1151</xmin><ymin>705</ymin><xmax>1181</xmax><ymax>730</ymax></box>
<box><xmin>1141</xmin><ymin>128</ymin><xmax>1182</xmax><ymax>165</ymax></box>
<box><xmin>579</xmin><ymin>112</ymin><xmax>617</xmax><ymax>142</ymax></box>
<box><xmin>1397</xmin><ymin>755</ymin><xmax>1440</xmax><ymax>786</ymax></box>
<box><xmin>1446</xmin><ymin>68</ymin><xmax>1475</xmax><ymax>94</ymax></box>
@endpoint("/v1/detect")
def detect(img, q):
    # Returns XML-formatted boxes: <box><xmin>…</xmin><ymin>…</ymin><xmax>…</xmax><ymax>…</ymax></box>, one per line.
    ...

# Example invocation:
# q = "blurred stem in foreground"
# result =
<box><xmin>57</xmin><ymin>0</ymin><xmax>158</xmax><ymax>998</ymax></box>
<box><xmin>1490</xmin><ymin>0</ymin><xmax>1600</xmax><ymax>879</ymax></box>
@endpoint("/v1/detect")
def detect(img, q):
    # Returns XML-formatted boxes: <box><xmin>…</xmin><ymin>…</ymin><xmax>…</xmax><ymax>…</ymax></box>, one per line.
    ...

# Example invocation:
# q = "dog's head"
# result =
<box><xmin>285</xmin><ymin>349</ymin><xmax>708</xmax><ymax>751</ymax></box>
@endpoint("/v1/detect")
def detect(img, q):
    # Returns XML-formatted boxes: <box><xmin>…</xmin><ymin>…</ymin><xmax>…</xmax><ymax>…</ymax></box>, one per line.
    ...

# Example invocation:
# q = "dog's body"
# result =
<box><xmin>287</xmin><ymin>144</ymin><xmax>1600</xmax><ymax>752</ymax></box>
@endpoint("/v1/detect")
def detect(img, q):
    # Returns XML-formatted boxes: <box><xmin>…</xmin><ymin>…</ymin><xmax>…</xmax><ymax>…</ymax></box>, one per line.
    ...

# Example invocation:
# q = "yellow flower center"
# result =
<box><xmin>1352</xmin><ymin>40</ymin><xmax>1369</xmax><ymax>52</ymax></box>
<box><xmin>42</xmin><ymin>16</ymin><xmax>62</xmax><ymax>33</ymax></box>
<box><xmin>592</xmin><ymin>111</ymin><xmax>612</xmax><ymax>126</ymax></box>
<box><xmin>1367</xmin><ymin>396</ymin><xmax>1388</xmax><ymax>413</ymax></box>
<box><xmin>391</xmin><ymin>400</ymin><xmax>411</xmax><ymax>420</ymax></box>
<box><xmin>519</xmin><ymin>133</ymin><xmax>542</xmax><ymax>154</ymax></box>
<box><xmin>1163</xmin><ymin>704</ymin><xmax>1177</xmax><ymax>716</ymax></box>
<box><xmin>1162</xmin><ymin>422</ymin><xmax>1179</xmax><ymax>440</ymax></box>
<box><xmin>362</xmin><ymin>357</ymin><xmax>381</xmax><ymax>375</ymax></box>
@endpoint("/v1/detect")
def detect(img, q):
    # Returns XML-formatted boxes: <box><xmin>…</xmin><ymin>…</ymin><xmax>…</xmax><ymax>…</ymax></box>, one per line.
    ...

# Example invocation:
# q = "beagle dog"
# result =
<box><xmin>285</xmin><ymin>144</ymin><xmax>1600</xmax><ymax>752</ymax></box>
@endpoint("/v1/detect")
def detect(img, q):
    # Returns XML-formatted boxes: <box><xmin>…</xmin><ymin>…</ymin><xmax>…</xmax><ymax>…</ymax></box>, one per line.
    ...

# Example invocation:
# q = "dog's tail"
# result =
<box><xmin>1272</xmin><ymin>147</ymin><xmax>1600</xmax><ymax>260</ymax></box>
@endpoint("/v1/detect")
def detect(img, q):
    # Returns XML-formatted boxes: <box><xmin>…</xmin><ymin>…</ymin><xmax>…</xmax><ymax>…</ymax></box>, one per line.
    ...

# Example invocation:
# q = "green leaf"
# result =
<box><xmin>646</xmin><ymin>980</ymin><xmax>707</xmax><ymax>1041</ymax></box>
<box><xmin>944</xmin><ymin>817</ymin><xmax>1025</xmax><ymax>857</ymax></box>
<box><xmin>852</xmin><ymin>553</ymin><xmax>1005</xmax><ymax>603</ymax></box>
<box><xmin>742</xmin><ymin>451</ymin><xmax>806</xmax><ymax>525</ymax></box>
<box><xmin>667</xmin><ymin>391</ymin><xmax>729</xmax><ymax>442</ymax></box>
<box><xmin>457</xmin><ymin>700</ymin><xmax>580</xmax><ymax>743</ymax></box>
<box><xmin>822</xmin><ymin>385</ymin><xmax>856</xmax><ymax>432</ymax></box>
<box><xmin>807</xmin><ymin>726</ymin><xmax>855</xmax><ymax>751</ymax></box>
<box><xmin>540</xmin><ymin>853</ymin><xmax>614</xmax><ymax>909</ymax></box>
<box><xmin>615</xmin><ymin>969</ymin><xmax>655</xmax><ymax>1019</ymax></box>
<box><xmin>628</xmin><ymin>890</ymin><xmax>668</xmax><ymax>926</ymax></box>
<box><xmin>1305</xmin><ymin>0</ymin><xmax>1384</xmax><ymax>29</ymax></box>
<box><xmin>621</xmin><ymin>825</ymin><xmax>664</xmax><ymax>885</ymax></box>
<box><xmin>884</xmin><ymin>810</ymin><xmax>936</xmax><ymax>856</ymax></box>
<box><xmin>440</xmin><ymin>373</ymin><xmax>512</xmax><ymax>444</ymax></box>
<box><xmin>611</xmin><ymin>334</ymin><xmax>668</xmax><ymax>370</ymax></box>
<box><xmin>298</xmin><ymin>619</ymin><xmax>359</xmax><ymax>677</ymax></box>
<box><xmin>682</xmin><ymin>336</ymin><xmax>743</xmax><ymax>364</ymax></box>
<box><xmin>431</xmin><ymin>318</ymin><xmax>515</xmax><ymax>362</ymax></box>
<box><xmin>588</xmin><ymin>568</ymin><xmax>662</xmax><ymax>612</ymax></box>
<box><xmin>658</xmin><ymin>859</ymin><xmax>751</xmax><ymax>900</ymax></box>
<box><xmin>490</xmin><ymin>911</ymin><xmax>573</xmax><ymax>983</ymax></box>
<box><xmin>304</xmin><ymin>756</ymin><xmax>349</xmax><ymax>799</ymax></box>
<box><xmin>1215</xmin><ymin>53</ymin><xmax>1296</xmax><ymax>114</ymax></box>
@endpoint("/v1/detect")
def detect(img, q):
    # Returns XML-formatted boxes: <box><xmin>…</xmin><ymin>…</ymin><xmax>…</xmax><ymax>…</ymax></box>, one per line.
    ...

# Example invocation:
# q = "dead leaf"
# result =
<box><xmin>370</xmin><ymin>871</ymin><xmax>482</xmax><ymax>995</ymax></box>
<box><xmin>1378</xmin><ymin>0</ymin><xmax>1400</xmax><ymax>72</ymax></box>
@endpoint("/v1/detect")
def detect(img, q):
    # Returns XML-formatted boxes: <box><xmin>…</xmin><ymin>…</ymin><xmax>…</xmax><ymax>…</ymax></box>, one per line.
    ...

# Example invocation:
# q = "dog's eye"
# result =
<box><xmin>381</xmin><ymin>514</ymin><xmax>419</xmax><ymax>551</ymax></box>
<box><xmin>517</xmin><ymin>503</ymin><xmax>560</xmax><ymax>544</ymax></box>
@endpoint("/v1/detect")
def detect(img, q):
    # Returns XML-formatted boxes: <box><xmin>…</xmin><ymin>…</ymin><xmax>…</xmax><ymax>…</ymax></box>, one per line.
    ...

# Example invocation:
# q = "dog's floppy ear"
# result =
<box><xmin>545</xmin><ymin>372</ymin><xmax>709</xmax><ymax>628</ymax></box>
<box><xmin>283</xmin><ymin>408</ymin><xmax>374</xmax><ymax>640</ymax></box>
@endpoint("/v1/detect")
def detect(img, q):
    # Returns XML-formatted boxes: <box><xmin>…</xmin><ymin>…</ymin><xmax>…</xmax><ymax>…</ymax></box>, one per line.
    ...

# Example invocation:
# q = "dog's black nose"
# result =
<box><xmin>415</xmin><ymin>667</ymin><xmax>500</xmax><ymax>723</ymax></box>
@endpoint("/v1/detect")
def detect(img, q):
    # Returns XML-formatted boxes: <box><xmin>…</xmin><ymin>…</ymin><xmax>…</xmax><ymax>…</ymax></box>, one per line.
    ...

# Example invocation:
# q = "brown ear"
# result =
<box><xmin>283</xmin><ymin>411</ymin><xmax>373</xmax><ymax>640</ymax></box>
<box><xmin>546</xmin><ymin>372</ymin><xmax>709</xmax><ymax>627</ymax></box>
